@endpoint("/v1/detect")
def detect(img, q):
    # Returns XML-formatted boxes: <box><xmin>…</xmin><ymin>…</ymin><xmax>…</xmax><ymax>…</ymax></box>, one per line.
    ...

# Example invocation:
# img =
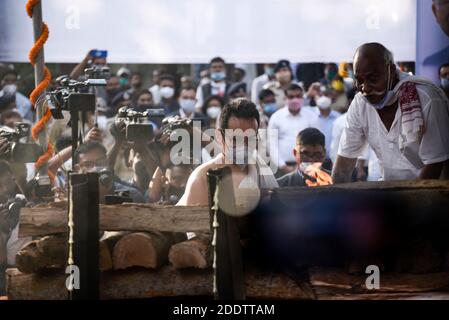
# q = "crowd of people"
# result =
<box><xmin>1</xmin><ymin>41</ymin><xmax>449</xmax><ymax>294</ymax></box>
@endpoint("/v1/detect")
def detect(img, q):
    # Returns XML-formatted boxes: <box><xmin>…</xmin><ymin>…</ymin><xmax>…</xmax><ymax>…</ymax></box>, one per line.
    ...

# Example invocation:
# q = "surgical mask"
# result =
<box><xmin>299</xmin><ymin>162</ymin><xmax>314</xmax><ymax>174</ymax></box>
<box><xmin>287</xmin><ymin>98</ymin><xmax>303</xmax><ymax>112</ymax></box>
<box><xmin>316</xmin><ymin>96</ymin><xmax>332</xmax><ymax>110</ymax></box>
<box><xmin>160</xmin><ymin>86</ymin><xmax>175</xmax><ymax>99</ymax></box>
<box><xmin>361</xmin><ymin>65</ymin><xmax>397</xmax><ymax>110</ymax></box>
<box><xmin>210</xmin><ymin>71</ymin><xmax>226</xmax><ymax>82</ymax></box>
<box><xmin>2</xmin><ymin>84</ymin><xmax>17</xmax><ymax>96</ymax></box>
<box><xmin>179</xmin><ymin>98</ymin><xmax>196</xmax><ymax>113</ymax></box>
<box><xmin>207</xmin><ymin>106</ymin><xmax>221</xmax><ymax>119</ymax></box>
<box><xmin>225</xmin><ymin>145</ymin><xmax>256</xmax><ymax>165</ymax></box>
<box><xmin>441</xmin><ymin>78</ymin><xmax>449</xmax><ymax>90</ymax></box>
<box><xmin>264</xmin><ymin>67</ymin><xmax>275</xmax><ymax>77</ymax></box>
<box><xmin>119</xmin><ymin>78</ymin><xmax>129</xmax><ymax>86</ymax></box>
<box><xmin>263</xmin><ymin>102</ymin><xmax>277</xmax><ymax>116</ymax></box>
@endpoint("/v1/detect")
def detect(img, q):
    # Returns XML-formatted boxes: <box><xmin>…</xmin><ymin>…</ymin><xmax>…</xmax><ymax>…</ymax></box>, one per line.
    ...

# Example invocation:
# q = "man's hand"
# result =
<box><xmin>307</xmin><ymin>82</ymin><xmax>321</xmax><ymax>99</ymax></box>
<box><xmin>332</xmin><ymin>155</ymin><xmax>357</xmax><ymax>184</ymax></box>
<box><xmin>85</xmin><ymin>127</ymin><xmax>102</xmax><ymax>143</ymax></box>
<box><xmin>110</xmin><ymin>121</ymin><xmax>126</xmax><ymax>144</ymax></box>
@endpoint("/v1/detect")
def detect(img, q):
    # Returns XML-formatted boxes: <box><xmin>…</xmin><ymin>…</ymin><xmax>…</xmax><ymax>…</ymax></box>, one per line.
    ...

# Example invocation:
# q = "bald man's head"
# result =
<box><xmin>353</xmin><ymin>43</ymin><xmax>398</xmax><ymax>106</ymax></box>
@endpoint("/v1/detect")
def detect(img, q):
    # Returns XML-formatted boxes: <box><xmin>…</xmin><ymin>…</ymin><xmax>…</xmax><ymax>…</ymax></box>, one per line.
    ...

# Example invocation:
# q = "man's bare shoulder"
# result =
<box><xmin>176</xmin><ymin>155</ymin><xmax>225</xmax><ymax>206</ymax></box>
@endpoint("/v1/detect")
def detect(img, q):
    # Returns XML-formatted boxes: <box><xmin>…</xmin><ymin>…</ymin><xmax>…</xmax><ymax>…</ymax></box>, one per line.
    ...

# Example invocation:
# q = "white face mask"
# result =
<box><xmin>160</xmin><ymin>86</ymin><xmax>174</xmax><ymax>99</ymax></box>
<box><xmin>225</xmin><ymin>145</ymin><xmax>257</xmax><ymax>165</ymax></box>
<box><xmin>179</xmin><ymin>98</ymin><xmax>196</xmax><ymax>113</ymax></box>
<box><xmin>316</xmin><ymin>96</ymin><xmax>332</xmax><ymax>110</ymax></box>
<box><xmin>2</xmin><ymin>84</ymin><xmax>17</xmax><ymax>96</ymax></box>
<box><xmin>361</xmin><ymin>65</ymin><xmax>397</xmax><ymax>110</ymax></box>
<box><xmin>206</xmin><ymin>106</ymin><xmax>221</xmax><ymax>119</ymax></box>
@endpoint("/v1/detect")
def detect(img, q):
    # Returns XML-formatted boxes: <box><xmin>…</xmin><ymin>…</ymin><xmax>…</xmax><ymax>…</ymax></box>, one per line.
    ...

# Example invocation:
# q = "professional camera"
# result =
<box><xmin>115</xmin><ymin>106</ymin><xmax>165</xmax><ymax>142</ymax></box>
<box><xmin>0</xmin><ymin>194</ymin><xmax>26</xmax><ymax>235</ymax></box>
<box><xmin>0</xmin><ymin>123</ymin><xmax>43</xmax><ymax>162</ymax></box>
<box><xmin>47</xmin><ymin>74</ymin><xmax>107</xmax><ymax>119</ymax></box>
<box><xmin>84</xmin><ymin>64</ymin><xmax>110</xmax><ymax>80</ymax></box>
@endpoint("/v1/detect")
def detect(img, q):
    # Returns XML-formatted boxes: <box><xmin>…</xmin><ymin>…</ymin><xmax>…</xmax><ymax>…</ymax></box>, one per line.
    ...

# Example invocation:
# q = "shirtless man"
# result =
<box><xmin>177</xmin><ymin>98</ymin><xmax>278</xmax><ymax>209</ymax></box>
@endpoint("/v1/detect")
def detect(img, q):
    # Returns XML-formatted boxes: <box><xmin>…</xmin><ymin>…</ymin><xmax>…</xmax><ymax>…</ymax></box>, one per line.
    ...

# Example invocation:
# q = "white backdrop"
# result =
<box><xmin>0</xmin><ymin>0</ymin><xmax>417</xmax><ymax>63</ymax></box>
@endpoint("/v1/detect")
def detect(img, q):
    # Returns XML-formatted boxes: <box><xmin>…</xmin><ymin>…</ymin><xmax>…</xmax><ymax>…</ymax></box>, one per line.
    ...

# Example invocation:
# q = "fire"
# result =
<box><xmin>302</xmin><ymin>162</ymin><xmax>333</xmax><ymax>187</ymax></box>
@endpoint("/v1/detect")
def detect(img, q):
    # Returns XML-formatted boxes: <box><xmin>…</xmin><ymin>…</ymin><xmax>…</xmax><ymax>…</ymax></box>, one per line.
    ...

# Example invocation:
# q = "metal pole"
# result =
<box><xmin>31</xmin><ymin>2</ymin><xmax>49</xmax><ymax>178</ymax></box>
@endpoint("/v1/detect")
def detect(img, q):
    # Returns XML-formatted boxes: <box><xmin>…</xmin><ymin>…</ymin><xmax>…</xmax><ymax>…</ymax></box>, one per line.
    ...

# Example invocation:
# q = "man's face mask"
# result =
<box><xmin>160</xmin><ymin>86</ymin><xmax>175</xmax><ymax>99</ymax></box>
<box><xmin>360</xmin><ymin>64</ymin><xmax>397</xmax><ymax>110</ymax></box>
<box><xmin>210</xmin><ymin>71</ymin><xmax>226</xmax><ymax>82</ymax></box>
<box><xmin>441</xmin><ymin>78</ymin><xmax>449</xmax><ymax>90</ymax></box>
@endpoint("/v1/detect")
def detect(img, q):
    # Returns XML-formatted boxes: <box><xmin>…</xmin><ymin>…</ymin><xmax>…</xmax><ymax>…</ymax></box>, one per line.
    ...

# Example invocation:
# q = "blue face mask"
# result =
<box><xmin>263</xmin><ymin>103</ymin><xmax>277</xmax><ymax>116</ymax></box>
<box><xmin>441</xmin><ymin>78</ymin><xmax>449</xmax><ymax>90</ymax></box>
<box><xmin>210</xmin><ymin>71</ymin><xmax>226</xmax><ymax>82</ymax></box>
<box><xmin>361</xmin><ymin>65</ymin><xmax>396</xmax><ymax>110</ymax></box>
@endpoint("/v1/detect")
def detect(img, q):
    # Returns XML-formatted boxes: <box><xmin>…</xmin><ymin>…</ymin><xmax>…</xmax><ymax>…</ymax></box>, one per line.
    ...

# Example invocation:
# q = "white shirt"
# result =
<box><xmin>310</xmin><ymin>108</ymin><xmax>340</xmax><ymax>159</ymax></box>
<box><xmin>251</xmin><ymin>74</ymin><xmax>270</xmax><ymax>103</ymax></box>
<box><xmin>195</xmin><ymin>81</ymin><xmax>226</xmax><ymax>109</ymax></box>
<box><xmin>268</xmin><ymin>106</ymin><xmax>319</xmax><ymax>168</ymax></box>
<box><xmin>330</xmin><ymin>113</ymin><xmax>347</xmax><ymax>164</ymax></box>
<box><xmin>149</xmin><ymin>84</ymin><xmax>161</xmax><ymax>105</ymax></box>
<box><xmin>338</xmin><ymin>80</ymin><xmax>449</xmax><ymax>181</ymax></box>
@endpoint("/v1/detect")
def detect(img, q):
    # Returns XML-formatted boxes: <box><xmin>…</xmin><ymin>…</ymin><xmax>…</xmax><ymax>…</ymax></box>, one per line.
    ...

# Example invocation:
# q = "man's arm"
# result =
<box><xmin>70</xmin><ymin>51</ymin><xmax>92</xmax><ymax>79</ymax></box>
<box><xmin>332</xmin><ymin>155</ymin><xmax>357</xmax><ymax>184</ymax></box>
<box><xmin>176</xmin><ymin>167</ymin><xmax>208</xmax><ymax>206</ymax></box>
<box><xmin>419</xmin><ymin>160</ymin><xmax>448</xmax><ymax>179</ymax></box>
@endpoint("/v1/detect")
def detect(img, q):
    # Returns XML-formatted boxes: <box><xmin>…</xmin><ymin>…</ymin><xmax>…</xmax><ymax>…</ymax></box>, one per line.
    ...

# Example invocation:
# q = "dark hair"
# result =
<box><xmin>74</xmin><ymin>142</ymin><xmax>107</xmax><ymax>164</ymax></box>
<box><xmin>284</xmin><ymin>83</ymin><xmax>303</xmax><ymax>96</ymax></box>
<box><xmin>0</xmin><ymin>160</ymin><xmax>13</xmax><ymax>178</ymax></box>
<box><xmin>258</xmin><ymin>89</ymin><xmax>275</xmax><ymax>101</ymax></box>
<box><xmin>219</xmin><ymin>98</ymin><xmax>260</xmax><ymax>130</ymax></box>
<box><xmin>0</xmin><ymin>109</ymin><xmax>21</xmax><ymax>125</ymax></box>
<box><xmin>159</xmin><ymin>73</ymin><xmax>176</xmax><ymax>84</ymax></box>
<box><xmin>439</xmin><ymin>63</ymin><xmax>449</xmax><ymax>75</ymax></box>
<box><xmin>210</xmin><ymin>57</ymin><xmax>225</xmax><ymax>65</ymax></box>
<box><xmin>1</xmin><ymin>69</ymin><xmax>18</xmax><ymax>81</ymax></box>
<box><xmin>296</xmin><ymin>128</ymin><xmax>325</xmax><ymax>147</ymax></box>
<box><xmin>202</xmin><ymin>95</ymin><xmax>225</xmax><ymax>115</ymax></box>
<box><xmin>137</xmin><ymin>90</ymin><xmax>153</xmax><ymax>99</ymax></box>
<box><xmin>131</xmin><ymin>71</ymin><xmax>142</xmax><ymax>78</ymax></box>
<box><xmin>180</xmin><ymin>86</ymin><xmax>196</xmax><ymax>94</ymax></box>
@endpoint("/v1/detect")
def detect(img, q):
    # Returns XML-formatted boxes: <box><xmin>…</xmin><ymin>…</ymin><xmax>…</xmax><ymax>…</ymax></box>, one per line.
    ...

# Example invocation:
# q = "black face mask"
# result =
<box><xmin>164</xmin><ymin>186</ymin><xmax>185</xmax><ymax>204</ymax></box>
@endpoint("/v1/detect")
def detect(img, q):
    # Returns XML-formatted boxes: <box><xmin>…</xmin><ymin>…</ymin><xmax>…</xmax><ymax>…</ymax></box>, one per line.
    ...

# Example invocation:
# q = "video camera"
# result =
<box><xmin>47</xmin><ymin>74</ymin><xmax>107</xmax><ymax>119</ymax></box>
<box><xmin>84</xmin><ymin>64</ymin><xmax>110</xmax><ymax>80</ymax></box>
<box><xmin>0</xmin><ymin>194</ymin><xmax>26</xmax><ymax>235</ymax></box>
<box><xmin>0</xmin><ymin>123</ymin><xmax>43</xmax><ymax>162</ymax></box>
<box><xmin>115</xmin><ymin>106</ymin><xmax>165</xmax><ymax>142</ymax></box>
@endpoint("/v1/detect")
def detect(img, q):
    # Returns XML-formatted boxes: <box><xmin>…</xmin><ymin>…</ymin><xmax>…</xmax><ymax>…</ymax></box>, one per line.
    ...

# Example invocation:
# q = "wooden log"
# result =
<box><xmin>15</xmin><ymin>235</ymin><xmax>66</xmax><ymax>274</ymax></box>
<box><xmin>168</xmin><ymin>237</ymin><xmax>211</xmax><ymax>269</ymax></box>
<box><xmin>19</xmin><ymin>203</ymin><xmax>210</xmax><ymax>238</ymax></box>
<box><xmin>309</xmin><ymin>267</ymin><xmax>449</xmax><ymax>293</ymax></box>
<box><xmin>99</xmin><ymin>231</ymin><xmax>131</xmax><ymax>272</ymax></box>
<box><xmin>112</xmin><ymin>231</ymin><xmax>186</xmax><ymax>270</ymax></box>
<box><xmin>15</xmin><ymin>234</ymin><xmax>113</xmax><ymax>274</ymax></box>
<box><xmin>6</xmin><ymin>266</ymin><xmax>313</xmax><ymax>300</ymax></box>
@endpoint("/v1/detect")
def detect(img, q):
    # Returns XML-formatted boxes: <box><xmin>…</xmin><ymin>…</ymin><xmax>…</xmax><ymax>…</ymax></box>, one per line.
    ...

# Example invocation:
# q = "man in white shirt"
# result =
<box><xmin>268</xmin><ymin>84</ymin><xmax>319</xmax><ymax>175</ymax></box>
<box><xmin>312</xmin><ymin>95</ymin><xmax>340</xmax><ymax>160</ymax></box>
<box><xmin>332</xmin><ymin>42</ymin><xmax>449</xmax><ymax>182</ymax></box>
<box><xmin>251</xmin><ymin>64</ymin><xmax>275</xmax><ymax>104</ymax></box>
<box><xmin>195</xmin><ymin>57</ymin><xmax>230</xmax><ymax>109</ymax></box>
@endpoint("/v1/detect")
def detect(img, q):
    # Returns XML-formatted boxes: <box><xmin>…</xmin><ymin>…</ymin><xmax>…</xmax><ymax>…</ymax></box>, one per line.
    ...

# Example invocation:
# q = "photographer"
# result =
<box><xmin>0</xmin><ymin>161</ymin><xmax>32</xmax><ymax>295</ymax></box>
<box><xmin>74</xmin><ymin>141</ymin><xmax>145</xmax><ymax>203</ymax></box>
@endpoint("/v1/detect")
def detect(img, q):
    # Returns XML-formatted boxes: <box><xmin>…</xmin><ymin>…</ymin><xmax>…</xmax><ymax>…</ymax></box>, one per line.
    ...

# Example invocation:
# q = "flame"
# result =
<box><xmin>303</xmin><ymin>162</ymin><xmax>333</xmax><ymax>187</ymax></box>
